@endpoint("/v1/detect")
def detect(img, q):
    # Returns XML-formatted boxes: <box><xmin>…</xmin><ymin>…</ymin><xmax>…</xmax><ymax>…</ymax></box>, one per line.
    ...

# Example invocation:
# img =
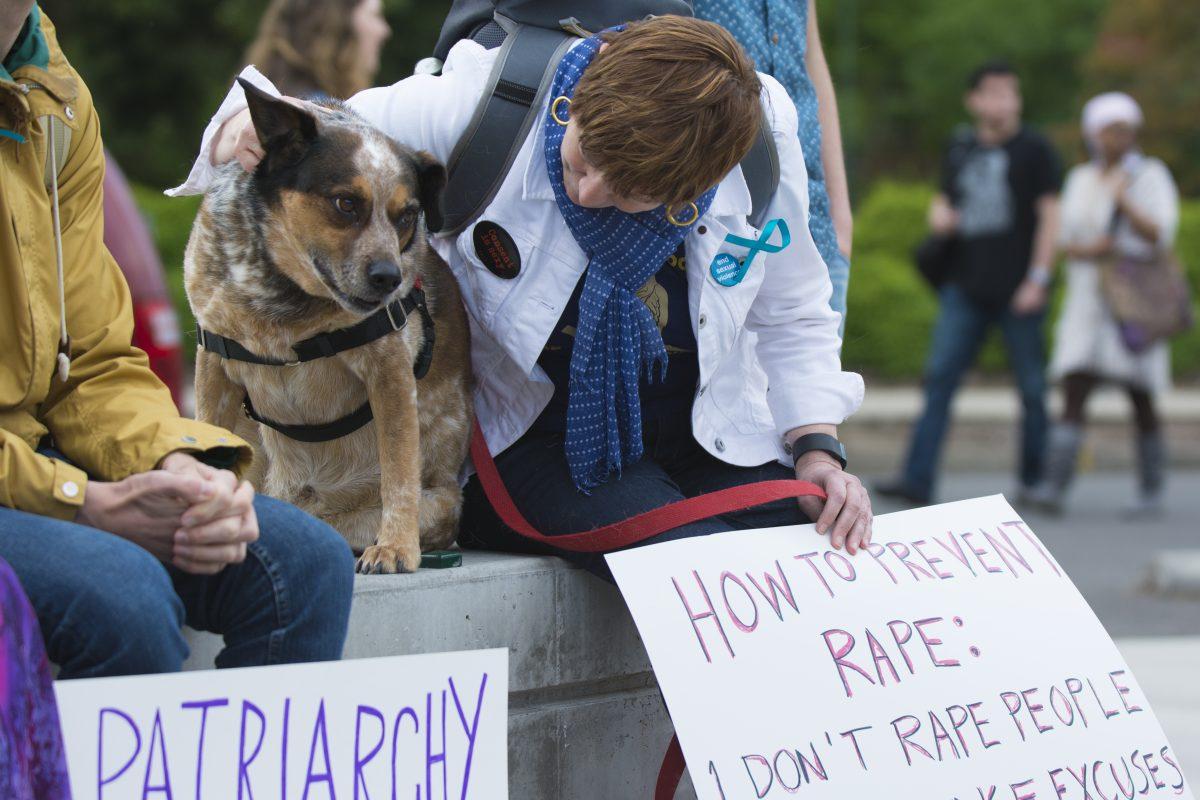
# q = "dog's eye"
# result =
<box><xmin>396</xmin><ymin>209</ymin><xmax>417</xmax><ymax>227</ymax></box>
<box><xmin>332</xmin><ymin>196</ymin><xmax>357</xmax><ymax>216</ymax></box>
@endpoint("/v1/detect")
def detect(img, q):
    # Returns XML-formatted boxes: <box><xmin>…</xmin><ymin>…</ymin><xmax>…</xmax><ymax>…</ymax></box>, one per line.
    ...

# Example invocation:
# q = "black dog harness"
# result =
<box><xmin>196</xmin><ymin>288</ymin><xmax>435</xmax><ymax>443</ymax></box>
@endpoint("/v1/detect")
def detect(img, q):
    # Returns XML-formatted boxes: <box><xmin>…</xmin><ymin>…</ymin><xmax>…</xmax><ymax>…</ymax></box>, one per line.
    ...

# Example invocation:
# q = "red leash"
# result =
<box><xmin>469</xmin><ymin>421</ymin><xmax>826</xmax><ymax>797</ymax></box>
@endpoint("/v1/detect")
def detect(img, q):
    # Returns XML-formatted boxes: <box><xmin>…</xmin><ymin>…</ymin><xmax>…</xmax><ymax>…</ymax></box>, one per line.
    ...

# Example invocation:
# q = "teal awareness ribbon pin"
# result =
<box><xmin>709</xmin><ymin>218</ymin><xmax>791</xmax><ymax>287</ymax></box>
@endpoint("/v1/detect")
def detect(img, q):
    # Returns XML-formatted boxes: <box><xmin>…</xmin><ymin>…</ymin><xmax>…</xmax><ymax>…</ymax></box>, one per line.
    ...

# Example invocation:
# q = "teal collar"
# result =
<box><xmin>1</xmin><ymin>6</ymin><xmax>48</xmax><ymax>84</ymax></box>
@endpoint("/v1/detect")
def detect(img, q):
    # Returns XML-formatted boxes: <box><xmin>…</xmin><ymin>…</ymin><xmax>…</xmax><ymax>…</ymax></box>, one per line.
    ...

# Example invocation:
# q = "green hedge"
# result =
<box><xmin>842</xmin><ymin>181</ymin><xmax>1200</xmax><ymax>382</ymax></box>
<box><xmin>132</xmin><ymin>181</ymin><xmax>1200</xmax><ymax>382</ymax></box>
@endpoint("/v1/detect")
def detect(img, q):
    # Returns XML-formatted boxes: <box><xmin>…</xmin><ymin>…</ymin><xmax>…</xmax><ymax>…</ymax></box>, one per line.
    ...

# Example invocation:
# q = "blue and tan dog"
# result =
<box><xmin>184</xmin><ymin>81</ymin><xmax>473</xmax><ymax>574</ymax></box>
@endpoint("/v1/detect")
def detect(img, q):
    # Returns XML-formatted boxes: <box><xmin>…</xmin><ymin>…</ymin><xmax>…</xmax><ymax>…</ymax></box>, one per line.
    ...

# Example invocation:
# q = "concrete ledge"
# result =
<box><xmin>184</xmin><ymin>550</ymin><xmax>676</xmax><ymax>798</ymax></box>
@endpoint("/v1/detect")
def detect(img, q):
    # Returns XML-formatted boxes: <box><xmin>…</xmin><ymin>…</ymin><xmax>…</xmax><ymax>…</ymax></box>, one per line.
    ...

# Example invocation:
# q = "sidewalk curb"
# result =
<box><xmin>855</xmin><ymin>385</ymin><xmax>1200</xmax><ymax>425</ymax></box>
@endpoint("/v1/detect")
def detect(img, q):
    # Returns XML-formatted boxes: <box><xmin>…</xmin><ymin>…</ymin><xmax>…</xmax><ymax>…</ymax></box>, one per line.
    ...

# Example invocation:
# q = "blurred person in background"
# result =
<box><xmin>1028</xmin><ymin>92</ymin><xmax>1180</xmax><ymax>516</ymax></box>
<box><xmin>245</xmin><ymin>0</ymin><xmax>391</xmax><ymax>100</ymax></box>
<box><xmin>877</xmin><ymin>60</ymin><xmax>1061</xmax><ymax>506</ymax></box>
<box><xmin>694</xmin><ymin>0</ymin><xmax>853</xmax><ymax>334</ymax></box>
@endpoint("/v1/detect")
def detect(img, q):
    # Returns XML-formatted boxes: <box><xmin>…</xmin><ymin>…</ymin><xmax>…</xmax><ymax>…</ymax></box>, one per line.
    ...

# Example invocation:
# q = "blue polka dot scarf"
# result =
<box><xmin>544</xmin><ymin>31</ymin><xmax>717</xmax><ymax>491</ymax></box>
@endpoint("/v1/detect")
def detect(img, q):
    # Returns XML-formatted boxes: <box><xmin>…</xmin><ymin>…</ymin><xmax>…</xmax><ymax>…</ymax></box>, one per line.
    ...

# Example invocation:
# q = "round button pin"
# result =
<box><xmin>62</xmin><ymin>481</ymin><xmax>79</xmax><ymax>498</ymax></box>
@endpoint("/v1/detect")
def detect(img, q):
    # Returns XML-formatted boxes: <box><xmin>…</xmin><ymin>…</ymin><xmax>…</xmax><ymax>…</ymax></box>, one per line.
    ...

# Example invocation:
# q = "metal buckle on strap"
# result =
<box><xmin>386</xmin><ymin>302</ymin><xmax>407</xmax><ymax>331</ymax></box>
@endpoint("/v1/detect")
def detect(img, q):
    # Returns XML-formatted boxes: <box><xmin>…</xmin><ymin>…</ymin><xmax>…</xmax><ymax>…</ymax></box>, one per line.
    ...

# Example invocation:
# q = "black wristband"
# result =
<box><xmin>788</xmin><ymin>433</ymin><xmax>847</xmax><ymax>470</ymax></box>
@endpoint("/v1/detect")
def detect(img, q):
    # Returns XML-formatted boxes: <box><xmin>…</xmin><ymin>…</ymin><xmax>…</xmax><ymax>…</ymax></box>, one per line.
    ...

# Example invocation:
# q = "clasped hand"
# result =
<box><xmin>75</xmin><ymin>452</ymin><xmax>259</xmax><ymax>575</ymax></box>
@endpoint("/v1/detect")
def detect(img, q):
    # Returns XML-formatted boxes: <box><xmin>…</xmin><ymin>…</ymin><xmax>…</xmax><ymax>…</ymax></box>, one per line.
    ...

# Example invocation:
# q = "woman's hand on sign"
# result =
<box><xmin>794</xmin><ymin>455</ymin><xmax>872</xmax><ymax>556</ymax></box>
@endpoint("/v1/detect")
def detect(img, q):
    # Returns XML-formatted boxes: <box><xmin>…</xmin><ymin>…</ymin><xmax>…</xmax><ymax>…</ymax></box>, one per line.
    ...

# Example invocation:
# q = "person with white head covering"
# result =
<box><xmin>1027</xmin><ymin>92</ymin><xmax>1181</xmax><ymax>516</ymax></box>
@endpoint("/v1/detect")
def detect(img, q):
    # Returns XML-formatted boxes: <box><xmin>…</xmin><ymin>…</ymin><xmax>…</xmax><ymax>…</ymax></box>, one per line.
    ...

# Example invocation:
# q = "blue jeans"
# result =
<box><xmin>828</xmin><ymin>250</ymin><xmax>851</xmax><ymax>340</ymax></box>
<box><xmin>459</xmin><ymin>409</ymin><xmax>810</xmax><ymax>582</ymax></box>
<box><xmin>900</xmin><ymin>284</ymin><xmax>1048</xmax><ymax>501</ymax></box>
<box><xmin>0</xmin><ymin>494</ymin><xmax>355</xmax><ymax>679</ymax></box>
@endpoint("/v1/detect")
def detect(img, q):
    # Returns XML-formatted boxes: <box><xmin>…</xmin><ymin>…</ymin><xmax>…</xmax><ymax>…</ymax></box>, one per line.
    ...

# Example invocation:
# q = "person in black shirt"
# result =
<box><xmin>878</xmin><ymin>60</ymin><xmax>1062</xmax><ymax>505</ymax></box>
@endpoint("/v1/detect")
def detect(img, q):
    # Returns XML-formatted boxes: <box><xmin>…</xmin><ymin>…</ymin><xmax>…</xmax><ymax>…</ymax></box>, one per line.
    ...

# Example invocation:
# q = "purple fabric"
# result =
<box><xmin>0</xmin><ymin>558</ymin><xmax>71</xmax><ymax>800</ymax></box>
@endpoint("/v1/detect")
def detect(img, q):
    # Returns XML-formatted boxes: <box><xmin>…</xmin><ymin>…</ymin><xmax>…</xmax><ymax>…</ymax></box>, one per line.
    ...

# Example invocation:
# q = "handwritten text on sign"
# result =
<box><xmin>607</xmin><ymin>495</ymin><xmax>1191</xmax><ymax>800</ymax></box>
<box><xmin>54</xmin><ymin>649</ymin><xmax>508</xmax><ymax>800</ymax></box>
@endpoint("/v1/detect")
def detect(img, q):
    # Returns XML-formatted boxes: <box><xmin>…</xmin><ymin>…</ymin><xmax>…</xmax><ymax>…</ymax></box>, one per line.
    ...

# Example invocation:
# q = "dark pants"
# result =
<box><xmin>460</xmin><ymin>411</ymin><xmax>810</xmax><ymax>582</ymax></box>
<box><xmin>900</xmin><ymin>283</ymin><xmax>1048</xmax><ymax>501</ymax></box>
<box><xmin>0</xmin><ymin>493</ymin><xmax>355</xmax><ymax>679</ymax></box>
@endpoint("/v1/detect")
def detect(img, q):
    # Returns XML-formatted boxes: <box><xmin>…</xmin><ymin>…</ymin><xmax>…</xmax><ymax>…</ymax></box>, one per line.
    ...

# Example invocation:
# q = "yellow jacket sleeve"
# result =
<box><xmin>0</xmin><ymin>429</ymin><xmax>88</xmax><ymax>520</ymax></box>
<box><xmin>36</xmin><ymin>82</ymin><xmax>252</xmax><ymax>483</ymax></box>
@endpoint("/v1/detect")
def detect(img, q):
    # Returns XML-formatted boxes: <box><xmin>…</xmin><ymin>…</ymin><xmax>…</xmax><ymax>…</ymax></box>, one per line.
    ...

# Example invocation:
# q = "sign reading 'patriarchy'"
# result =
<box><xmin>55</xmin><ymin>648</ymin><xmax>508</xmax><ymax>800</ymax></box>
<box><xmin>608</xmin><ymin>495</ymin><xmax>1191</xmax><ymax>800</ymax></box>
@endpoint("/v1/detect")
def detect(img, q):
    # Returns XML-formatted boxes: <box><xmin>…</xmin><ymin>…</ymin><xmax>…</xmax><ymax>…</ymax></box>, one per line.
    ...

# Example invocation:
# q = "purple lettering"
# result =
<box><xmin>912</xmin><ymin>539</ymin><xmax>954</xmax><ymax>579</ymax></box>
<box><xmin>672</xmin><ymin>572</ymin><xmax>734</xmax><ymax>662</ymax></box>
<box><xmin>838</xmin><ymin>726</ymin><xmax>871</xmax><ymax>770</ymax></box>
<box><xmin>98</xmin><ymin>708</ymin><xmax>141</xmax><ymax>799</ymax></box>
<box><xmin>142</xmin><ymin>711</ymin><xmax>174</xmax><ymax>800</ymax></box>
<box><xmin>1022</xmin><ymin>688</ymin><xmax>1054</xmax><ymax>734</ymax></box>
<box><xmin>353</xmin><ymin>706</ymin><xmax>385</xmax><ymax>800</ymax></box>
<box><xmin>1108</xmin><ymin>671</ymin><xmax>1143</xmax><ymax>714</ymax></box>
<box><xmin>967</xmin><ymin>702</ymin><xmax>1000</xmax><ymax>749</ymax></box>
<box><xmin>742</xmin><ymin>755</ymin><xmax>773</xmax><ymax>798</ymax></box>
<box><xmin>886</xmin><ymin>620</ymin><xmax>917</xmax><ymax>674</ymax></box>
<box><xmin>1002</xmin><ymin>520</ymin><xmax>1062</xmax><ymax>576</ymax></box>
<box><xmin>914</xmin><ymin>617</ymin><xmax>960</xmax><ymax>667</ymax></box>
<box><xmin>719</xmin><ymin>571</ymin><xmax>759</xmax><ymax>633</ymax></box>
<box><xmin>890</xmin><ymin>715</ymin><xmax>932</xmax><ymax>766</ymax></box>
<box><xmin>933</xmin><ymin>532</ymin><xmax>977</xmax><ymax>576</ymax></box>
<box><xmin>962</xmin><ymin>532</ymin><xmax>1004</xmax><ymax>574</ymax></box>
<box><xmin>237</xmin><ymin>701</ymin><xmax>266</xmax><ymax>800</ymax></box>
<box><xmin>1001</xmin><ymin>691</ymin><xmax>1027</xmax><ymax>741</ymax></box>
<box><xmin>745</xmin><ymin>561</ymin><xmax>799</xmax><ymax>622</ymax></box>
<box><xmin>886</xmin><ymin>541</ymin><xmax>934</xmax><ymax>580</ymax></box>
<box><xmin>864</xmin><ymin>543</ymin><xmax>899</xmax><ymax>584</ymax></box>
<box><xmin>303</xmin><ymin>701</ymin><xmax>334</xmax><ymax>800</ymax></box>
<box><xmin>821</xmin><ymin>629</ymin><xmax>875</xmax><ymax>698</ymax></box>
<box><xmin>794</xmin><ymin>552</ymin><xmax>835</xmax><ymax>598</ymax></box>
<box><xmin>450</xmin><ymin>673</ymin><xmax>488</xmax><ymax>800</ymax></box>
<box><xmin>426</xmin><ymin>691</ymin><xmax>448</xmax><ymax>800</ymax></box>
<box><xmin>181</xmin><ymin>699</ymin><xmax>227</xmax><ymax>800</ymax></box>
<box><xmin>823</xmin><ymin>550</ymin><xmax>857</xmax><ymax>582</ymax></box>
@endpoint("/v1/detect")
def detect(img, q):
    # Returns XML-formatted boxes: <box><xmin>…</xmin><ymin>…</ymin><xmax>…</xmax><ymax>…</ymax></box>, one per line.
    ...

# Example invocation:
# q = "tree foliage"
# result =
<box><xmin>1080</xmin><ymin>0</ymin><xmax>1200</xmax><ymax>193</ymax></box>
<box><xmin>817</xmin><ymin>0</ymin><xmax>1109</xmax><ymax>189</ymax></box>
<box><xmin>42</xmin><ymin>0</ymin><xmax>450</xmax><ymax>187</ymax></box>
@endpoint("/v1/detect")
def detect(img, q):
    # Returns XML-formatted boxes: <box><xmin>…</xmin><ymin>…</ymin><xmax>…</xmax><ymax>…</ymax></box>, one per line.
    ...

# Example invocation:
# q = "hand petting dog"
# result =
<box><xmin>75</xmin><ymin>452</ymin><xmax>258</xmax><ymax>575</ymax></box>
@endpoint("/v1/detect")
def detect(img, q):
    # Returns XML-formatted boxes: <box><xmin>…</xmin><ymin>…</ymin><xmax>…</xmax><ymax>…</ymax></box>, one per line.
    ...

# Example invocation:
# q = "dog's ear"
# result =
<box><xmin>412</xmin><ymin>150</ymin><xmax>446</xmax><ymax>233</ymax></box>
<box><xmin>238</xmin><ymin>78</ymin><xmax>318</xmax><ymax>173</ymax></box>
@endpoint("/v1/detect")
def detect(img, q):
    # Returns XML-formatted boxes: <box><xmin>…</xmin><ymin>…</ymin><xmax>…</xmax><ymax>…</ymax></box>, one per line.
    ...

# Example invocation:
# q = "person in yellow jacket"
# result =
<box><xmin>0</xmin><ymin>4</ymin><xmax>354</xmax><ymax>678</ymax></box>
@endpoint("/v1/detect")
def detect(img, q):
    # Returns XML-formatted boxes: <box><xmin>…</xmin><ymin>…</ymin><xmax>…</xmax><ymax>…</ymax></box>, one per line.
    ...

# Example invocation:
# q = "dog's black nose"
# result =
<box><xmin>367</xmin><ymin>260</ymin><xmax>402</xmax><ymax>295</ymax></box>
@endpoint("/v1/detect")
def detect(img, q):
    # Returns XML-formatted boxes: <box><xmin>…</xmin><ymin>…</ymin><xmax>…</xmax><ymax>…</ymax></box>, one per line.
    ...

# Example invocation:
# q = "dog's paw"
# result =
<box><xmin>356</xmin><ymin>542</ymin><xmax>421</xmax><ymax>575</ymax></box>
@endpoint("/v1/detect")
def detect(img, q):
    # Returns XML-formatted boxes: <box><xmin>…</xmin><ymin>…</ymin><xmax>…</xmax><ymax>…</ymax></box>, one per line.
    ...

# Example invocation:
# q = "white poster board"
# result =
<box><xmin>55</xmin><ymin>648</ymin><xmax>507</xmax><ymax>800</ymax></box>
<box><xmin>607</xmin><ymin>495</ymin><xmax>1192</xmax><ymax>799</ymax></box>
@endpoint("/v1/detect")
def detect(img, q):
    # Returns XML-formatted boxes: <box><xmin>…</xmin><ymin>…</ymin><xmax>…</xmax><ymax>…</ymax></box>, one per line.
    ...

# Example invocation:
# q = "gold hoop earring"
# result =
<box><xmin>666</xmin><ymin>202</ymin><xmax>700</xmax><ymax>227</ymax></box>
<box><xmin>550</xmin><ymin>95</ymin><xmax>571</xmax><ymax>126</ymax></box>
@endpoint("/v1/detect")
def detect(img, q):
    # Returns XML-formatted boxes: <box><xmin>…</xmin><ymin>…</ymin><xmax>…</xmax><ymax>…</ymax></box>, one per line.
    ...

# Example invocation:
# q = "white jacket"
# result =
<box><xmin>170</xmin><ymin>40</ymin><xmax>864</xmax><ymax>468</ymax></box>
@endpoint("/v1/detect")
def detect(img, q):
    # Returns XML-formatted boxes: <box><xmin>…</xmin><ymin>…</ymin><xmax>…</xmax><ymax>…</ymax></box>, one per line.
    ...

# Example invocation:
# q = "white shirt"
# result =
<box><xmin>170</xmin><ymin>40</ymin><xmax>864</xmax><ymax>468</ymax></box>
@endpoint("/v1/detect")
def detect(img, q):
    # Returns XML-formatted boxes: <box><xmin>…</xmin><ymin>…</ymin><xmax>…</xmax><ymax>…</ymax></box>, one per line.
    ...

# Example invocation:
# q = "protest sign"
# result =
<box><xmin>607</xmin><ymin>495</ymin><xmax>1192</xmax><ymax>800</ymax></box>
<box><xmin>55</xmin><ymin>648</ymin><xmax>507</xmax><ymax>800</ymax></box>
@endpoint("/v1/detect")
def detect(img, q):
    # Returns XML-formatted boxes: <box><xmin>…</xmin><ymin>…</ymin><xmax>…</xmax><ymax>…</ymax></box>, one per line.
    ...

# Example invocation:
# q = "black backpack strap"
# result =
<box><xmin>435</xmin><ymin>24</ymin><xmax>574</xmax><ymax>237</ymax></box>
<box><xmin>740</xmin><ymin>109</ymin><xmax>780</xmax><ymax>230</ymax></box>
